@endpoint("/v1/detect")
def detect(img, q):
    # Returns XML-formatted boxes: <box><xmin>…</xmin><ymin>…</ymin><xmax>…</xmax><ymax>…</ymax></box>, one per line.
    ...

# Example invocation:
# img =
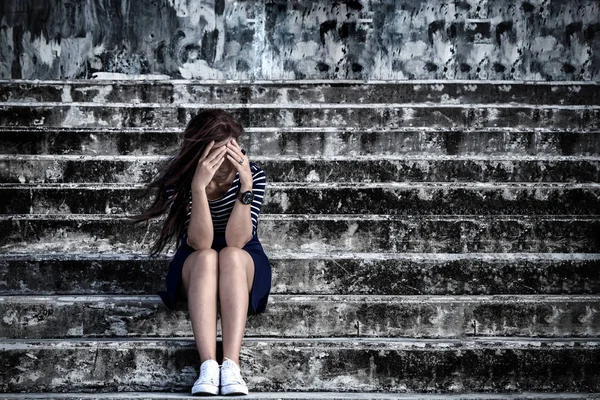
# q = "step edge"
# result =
<box><xmin>3</xmin><ymin>101</ymin><xmax>600</xmax><ymax>110</ymax></box>
<box><xmin>2</xmin><ymin>251</ymin><xmax>598</xmax><ymax>261</ymax></box>
<box><xmin>2</xmin><ymin>214</ymin><xmax>599</xmax><ymax>222</ymax></box>
<box><xmin>2</xmin><ymin>293</ymin><xmax>600</xmax><ymax>303</ymax></box>
<box><xmin>1</xmin><ymin>126</ymin><xmax>599</xmax><ymax>133</ymax></box>
<box><xmin>2</xmin><ymin>78</ymin><xmax>599</xmax><ymax>85</ymax></box>
<box><xmin>3</xmin><ymin>154</ymin><xmax>600</xmax><ymax>161</ymax></box>
<box><xmin>2</xmin><ymin>336</ymin><xmax>600</xmax><ymax>348</ymax></box>
<box><xmin>3</xmin><ymin>182</ymin><xmax>600</xmax><ymax>190</ymax></box>
<box><xmin>0</xmin><ymin>392</ymin><xmax>597</xmax><ymax>399</ymax></box>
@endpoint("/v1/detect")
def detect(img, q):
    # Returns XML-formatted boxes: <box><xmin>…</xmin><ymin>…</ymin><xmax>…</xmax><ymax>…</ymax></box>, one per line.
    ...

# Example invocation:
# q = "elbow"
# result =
<box><xmin>186</xmin><ymin>234</ymin><xmax>211</xmax><ymax>251</ymax></box>
<box><xmin>187</xmin><ymin>240</ymin><xmax>206</xmax><ymax>251</ymax></box>
<box><xmin>225</xmin><ymin>232</ymin><xmax>253</xmax><ymax>249</ymax></box>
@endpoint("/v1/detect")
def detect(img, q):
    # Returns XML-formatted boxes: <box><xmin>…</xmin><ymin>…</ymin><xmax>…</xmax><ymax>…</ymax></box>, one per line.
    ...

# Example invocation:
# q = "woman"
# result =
<box><xmin>133</xmin><ymin>109</ymin><xmax>271</xmax><ymax>396</ymax></box>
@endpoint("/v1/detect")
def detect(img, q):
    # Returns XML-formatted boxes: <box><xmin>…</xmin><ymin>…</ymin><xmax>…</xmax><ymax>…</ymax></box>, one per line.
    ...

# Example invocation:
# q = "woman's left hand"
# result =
<box><xmin>225</xmin><ymin>139</ymin><xmax>253</xmax><ymax>191</ymax></box>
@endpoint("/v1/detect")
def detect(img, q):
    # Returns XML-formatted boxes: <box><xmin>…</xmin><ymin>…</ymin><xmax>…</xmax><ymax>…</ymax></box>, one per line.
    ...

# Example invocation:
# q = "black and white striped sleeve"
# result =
<box><xmin>250</xmin><ymin>164</ymin><xmax>267</xmax><ymax>234</ymax></box>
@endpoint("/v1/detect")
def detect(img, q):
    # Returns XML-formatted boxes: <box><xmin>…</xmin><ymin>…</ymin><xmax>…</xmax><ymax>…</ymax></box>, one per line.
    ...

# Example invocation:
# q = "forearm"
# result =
<box><xmin>225</xmin><ymin>203</ymin><xmax>253</xmax><ymax>247</ymax></box>
<box><xmin>225</xmin><ymin>187</ymin><xmax>253</xmax><ymax>248</ymax></box>
<box><xmin>186</xmin><ymin>189</ymin><xmax>214</xmax><ymax>249</ymax></box>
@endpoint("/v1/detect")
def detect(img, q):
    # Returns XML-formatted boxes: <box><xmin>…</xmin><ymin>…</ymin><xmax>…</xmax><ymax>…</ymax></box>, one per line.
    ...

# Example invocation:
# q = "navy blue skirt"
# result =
<box><xmin>158</xmin><ymin>232</ymin><xmax>272</xmax><ymax>315</ymax></box>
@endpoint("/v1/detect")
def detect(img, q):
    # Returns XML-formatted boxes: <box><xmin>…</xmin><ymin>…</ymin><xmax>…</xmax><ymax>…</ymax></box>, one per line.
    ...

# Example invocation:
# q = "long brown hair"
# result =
<box><xmin>132</xmin><ymin>109</ymin><xmax>244</xmax><ymax>255</ymax></box>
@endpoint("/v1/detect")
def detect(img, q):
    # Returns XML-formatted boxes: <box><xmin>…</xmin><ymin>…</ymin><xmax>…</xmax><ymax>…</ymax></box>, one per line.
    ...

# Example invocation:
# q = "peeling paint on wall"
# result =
<box><xmin>0</xmin><ymin>0</ymin><xmax>598</xmax><ymax>80</ymax></box>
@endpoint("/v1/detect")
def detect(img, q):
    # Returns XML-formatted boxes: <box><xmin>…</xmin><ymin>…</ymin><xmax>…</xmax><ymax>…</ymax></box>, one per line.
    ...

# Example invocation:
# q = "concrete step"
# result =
<box><xmin>2</xmin><ymin>215</ymin><xmax>598</xmax><ymax>253</ymax></box>
<box><xmin>0</xmin><ymin>104</ymin><xmax>598</xmax><ymax>130</ymax></box>
<box><xmin>1</xmin><ymin>393</ymin><xmax>598</xmax><ymax>400</ymax></box>
<box><xmin>1</xmin><ymin>295</ymin><xmax>598</xmax><ymax>339</ymax></box>
<box><xmin>1</xmin><ymin>80</ymin><xmax>598</xmax><ymax>106</ymax></box>
<box><xmin>1</xmin><ymin>127</ymin><xmax>599</xmax><ymax>157</ymax></box>
<box><xmin>1</xmin><ymin>183</ymin><xmax>599</xmax><ymax>216</ymax></box>
<box><xmin>1</xmin><ymin>338</ymin><xmax>598</xmax><ymax>392</ymax></box>
<box><xmin>2</xmin><ymin>253</ymin><xmax>598</xmax><ymax>296</ymax></box>
<box><xmin>1</xmin><ymin>155</ymin><xmax>598</xmax><ymax>184</ymax></box>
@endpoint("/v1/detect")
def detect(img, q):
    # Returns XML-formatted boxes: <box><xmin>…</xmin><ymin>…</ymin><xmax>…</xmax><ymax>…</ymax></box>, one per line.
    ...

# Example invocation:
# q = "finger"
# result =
<box><xmin>229</xmin><ymin>140</ymin><xmax>247</xmax><ymax>158</ymax></box>
<box><xmin>212</xmin><ymin>156</ymin><xmax>225</xmax><ymax>170</ymax></box>
<box><xmin>230</xmin><ymin>140</ymin><xmax>244</xmax><ymax>154</ymax></box>
<box><xmin>199</xmin><ymin>140</ymin><xmax>215</xmax><ymax>161</ymax></box>
<box><xmin>226</xmin><ymin>154</ymin><xmax>243</xmax><ymax>170</ymax></box>
<box><xmin>206</xmin><ymin>145</ymin><xmax>227</xmax><ymax>163</ymax></box>
<box><xmin>208</xmin><ymin>152</ymin><xmax>226</xmax><ymax>167</ymax></box>
<box><xmin>226</xmin><ymin>148</ymin><xmax>246</xmax><ymax>166</ymax></box>
<box><xmin>226</xmin><ymin>143</ymin><xmax>244</xmax><ymax>159</ymax></box>
<box><xmin>207</xmin><ymin>144</ymin><xmax>227</xmax><ymax>157</ymax></box>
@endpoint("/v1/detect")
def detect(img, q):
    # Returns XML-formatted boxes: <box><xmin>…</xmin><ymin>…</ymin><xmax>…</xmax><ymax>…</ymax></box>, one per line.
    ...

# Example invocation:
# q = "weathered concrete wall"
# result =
<box><xmin>1</xmin><ymin>0</ymin><xmax>598</xmax><ymax>80</ymax></box>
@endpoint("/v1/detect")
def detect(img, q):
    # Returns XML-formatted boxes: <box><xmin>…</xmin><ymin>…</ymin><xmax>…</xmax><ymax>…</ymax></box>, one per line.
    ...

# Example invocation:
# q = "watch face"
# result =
<box><xmin>241</xmin><ymin>191</ymin><xmax>253</xmax><ymax>204</ymax></box>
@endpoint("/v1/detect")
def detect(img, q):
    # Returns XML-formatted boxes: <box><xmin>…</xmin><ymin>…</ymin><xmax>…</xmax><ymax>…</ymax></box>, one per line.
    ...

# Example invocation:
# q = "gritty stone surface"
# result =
<box><xmin>0</xmin><ymin>75</ymin><xmax>598</xmax><ymax>398</ymax></box>
<box><xmin>0</xmin><ymin>339</ymin><xmax>598</xmax><ymax>393</ymax></box>
<box><xmin>0</xmin><ymin>393</ymin><xmax>599</xmax><ymax>400</ymax></box>
<box><xmin>0</xmin><ymin>295</ymin><xmax>598</xmax><ymax>339</ymax></box>
<box><xmin>0</xmin><ymin>1</ymin><xmax>598</xmax><ymax>80</ymax></box>
<box><xmin>0</xmin><ymin>104</ymin><xmax>598</xmax><ymax>130</ymax></box>
<box><xmin>1</xmin><ymin>253</ymin><xmax>598</xmax><ymax>296</ymax></box>
<box><xmin>1</xmin><ymin>215</ymin><xmax>598</xmax><ymax>254</ymax></box>
<box><xmin>1</xmin><ymin>157</ymin><xmax>599</xmax><ymax>184</ymax></box>
<box><xmin>1</xmin><ymin>128</ymin><xmax>599</xmax><ymax>157</ymax></box>
<box><xmin>1</xmin><ymin>184</ymin><xmax>599</xmax><ymax>216</ymax></box>
<box><xmin>1</xmin><ymin>82</ymin><xmax>598</xmax><ymax>106</ymax></box>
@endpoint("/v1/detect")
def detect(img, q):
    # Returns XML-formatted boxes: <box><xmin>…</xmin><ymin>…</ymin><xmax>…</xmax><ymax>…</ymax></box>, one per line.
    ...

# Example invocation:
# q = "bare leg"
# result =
<box><xmin>181</xmin><ymin>249</ymin><xmax>219</xmax><ymax>363</ymax></box>
<box><xmin>218</xmin><ymin>246</ymin><xmax>255</xmax><ymax>365</ymax></box>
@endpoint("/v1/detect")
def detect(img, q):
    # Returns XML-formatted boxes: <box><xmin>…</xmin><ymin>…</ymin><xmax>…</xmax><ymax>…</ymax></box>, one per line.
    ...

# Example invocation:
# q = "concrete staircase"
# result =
<box><xmin>0</xmin><ymin>80</ymin><xmax>599</xmax><ymax>399</ymax></box>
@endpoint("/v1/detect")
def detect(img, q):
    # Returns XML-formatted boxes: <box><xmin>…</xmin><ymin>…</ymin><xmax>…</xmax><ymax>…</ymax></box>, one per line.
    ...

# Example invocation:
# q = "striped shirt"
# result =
<box><xmin>181</xmin><ymin>162</ymin><xmax>266</xmax><ymax>235</ymax></box>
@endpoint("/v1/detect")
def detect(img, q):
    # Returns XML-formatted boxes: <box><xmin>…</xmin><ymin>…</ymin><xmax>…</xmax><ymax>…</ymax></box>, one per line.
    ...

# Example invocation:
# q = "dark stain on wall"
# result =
<box><xmin>0</xmin><ymin>0</ymin><xmax>598</xmax><ymax>80</ymax></box>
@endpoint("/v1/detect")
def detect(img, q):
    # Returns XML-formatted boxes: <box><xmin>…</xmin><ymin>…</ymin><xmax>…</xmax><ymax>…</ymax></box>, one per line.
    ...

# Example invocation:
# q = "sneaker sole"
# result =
<box><xmin>192</xmin><ymin>383</ymin><xmax>219</xmax><ymax>396</ymax></box>
<box><xmin>220</xmin><ymin>384</ymin><xmax>249</xmax><ymax>395</ymax></box>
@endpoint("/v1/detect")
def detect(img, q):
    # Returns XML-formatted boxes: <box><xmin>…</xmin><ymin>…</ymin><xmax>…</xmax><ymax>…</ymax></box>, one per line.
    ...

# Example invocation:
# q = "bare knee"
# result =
<box><xmin>218</xmin><ymin>246</ymin><xmax>248</xmax><ymax>275</ymax></box>
<box><xmin>184</xmin><ymin>249</ymin><xmax>218</xmax><ymax>279</ymax></box>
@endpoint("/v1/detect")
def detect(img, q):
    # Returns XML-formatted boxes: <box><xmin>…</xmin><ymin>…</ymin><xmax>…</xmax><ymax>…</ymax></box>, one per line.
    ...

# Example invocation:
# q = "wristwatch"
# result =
<box><xmin>239</xmin><ymin>190</ymin><xmax>254</xmax><ymax>205</ymax></box>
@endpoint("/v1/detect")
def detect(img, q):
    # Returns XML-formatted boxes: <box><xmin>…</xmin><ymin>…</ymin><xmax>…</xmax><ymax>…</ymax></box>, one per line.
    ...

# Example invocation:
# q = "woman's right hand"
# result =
<box><xmin>191</xmin><ymin>141</ymin><xmax>226</xmax><ymax>191</ymax></box>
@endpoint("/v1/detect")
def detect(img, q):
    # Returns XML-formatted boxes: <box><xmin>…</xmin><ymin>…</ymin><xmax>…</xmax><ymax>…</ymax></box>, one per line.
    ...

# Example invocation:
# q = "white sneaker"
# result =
<box><xmin>191</xmin><ymin>359</ymin><xmax>220</xmax><ymax>396</ymax></box>
<box><xmin>220</xmin><ymin>358</ymin><xmax>249</xmax><ymax>395</ymax></box>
